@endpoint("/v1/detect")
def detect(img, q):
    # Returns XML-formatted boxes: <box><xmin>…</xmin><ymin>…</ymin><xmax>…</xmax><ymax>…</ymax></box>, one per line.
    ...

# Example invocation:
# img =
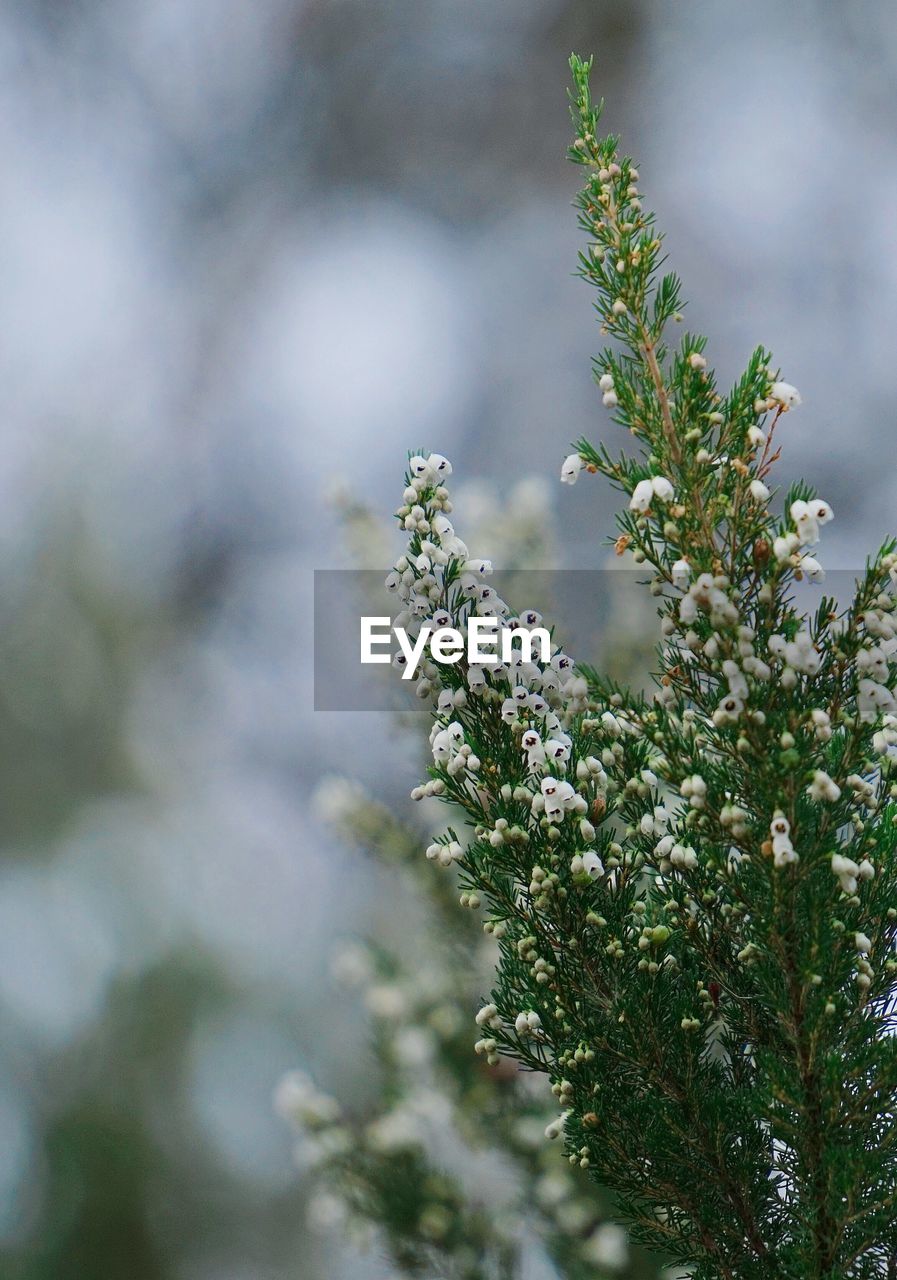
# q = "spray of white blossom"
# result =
<box><xmin>381</xmin><ymin>54</ymin><xmax>897</xmax><ymax>1279</ymax></box>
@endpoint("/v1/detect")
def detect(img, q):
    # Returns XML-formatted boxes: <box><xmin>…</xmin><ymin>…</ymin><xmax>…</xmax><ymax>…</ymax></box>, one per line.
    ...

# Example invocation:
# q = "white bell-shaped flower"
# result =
<box><xmin>770</xmin><ymin>380</ymin><xmax>801</xmax><ymax>408</ymax></box>
<box><xmin>629</xmin><ymin>478</ymin><xmax>655</xmax><ymax>513</ymax></box>
<box><xmin>561</xmin><ymin>453</ymin><xmax>582</xmax><ymax>485</ymax></box>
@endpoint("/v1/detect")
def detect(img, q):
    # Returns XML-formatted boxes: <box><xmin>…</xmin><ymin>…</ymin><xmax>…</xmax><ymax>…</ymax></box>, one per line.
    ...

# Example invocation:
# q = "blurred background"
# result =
<box><xmin>1</xmin><ymin>1</ymin><xmax>896</xmax><ymax>1277</ymax></box>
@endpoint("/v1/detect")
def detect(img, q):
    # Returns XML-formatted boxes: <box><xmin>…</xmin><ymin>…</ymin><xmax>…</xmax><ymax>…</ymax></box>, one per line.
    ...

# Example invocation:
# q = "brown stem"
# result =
<box><xmin>639</xmin><ymin>328</ymin><xmax>682</xmax><ymax>466</ymax></box>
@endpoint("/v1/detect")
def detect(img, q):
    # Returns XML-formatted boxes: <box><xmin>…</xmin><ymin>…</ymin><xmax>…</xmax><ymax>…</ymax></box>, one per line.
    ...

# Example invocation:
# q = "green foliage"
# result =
<box><xmin>384</xmin><ymin>54</ymin><xmax>897</xmax><ymax>1280</ymax></box>
<box><xmin>285</xmin><ymin>481</ymin><xmax>664</xmax><ymax>1278</ymax></box>
<box><xmin>285</xmin><ymin>780</ymin><xmax>665</xmax><ymax>1279</ymax></box>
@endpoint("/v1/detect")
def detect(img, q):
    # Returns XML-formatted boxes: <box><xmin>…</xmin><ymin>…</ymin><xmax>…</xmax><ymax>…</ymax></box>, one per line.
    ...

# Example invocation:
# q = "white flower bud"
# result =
<box><xmin>629</xmin><ymin>479</ymin><xmax>654</xmax><ymax>513</ymax></box>
<box><xmin>427</xmin><ymin>453</ymin><xmax>452</xmax><ymax>479</ymax></box>
<box><xmin>561</xmin><ymin>453</ymin><xmax>583</xmax><ymax>485</ymax></box>
<box><xmin>770</xmin><ymin>380</ymin><xmax>801</xmax><ymax>408</ymax></box>
<box><xmin>544</xmin><ymin>1112</ymin><xmax>570</xmax><ymax>1141</ymax></box>
<box><xmin>476</xmin><ymin>1003</ymin><xmax>499</xmax><ymax>1027</ymax></box>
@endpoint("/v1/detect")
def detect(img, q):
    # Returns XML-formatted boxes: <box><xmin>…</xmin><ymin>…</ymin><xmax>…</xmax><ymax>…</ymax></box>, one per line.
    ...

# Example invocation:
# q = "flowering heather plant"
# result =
<box><xmin>278</xmin><ymin>777</ymin><xmax>663</xmax><ymax>1279</ymax></box>
<box><xmin>280</xmin><ymin>482</ymin><xmax>663</xmax><ymax>1278</ymax></box>
<box><xmin>383</xmin><ymin>54</ymin><xmax>897</xmax><ymax>1280</ymax></box>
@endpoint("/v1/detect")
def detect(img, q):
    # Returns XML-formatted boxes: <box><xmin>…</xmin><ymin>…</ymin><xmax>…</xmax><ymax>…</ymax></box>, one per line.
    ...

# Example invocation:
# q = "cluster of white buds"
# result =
<box><xmin>473</xmin><ymin>1035</ymin><xmax>501</xmax><ymax>1066</ymax></box>
<box><xmin>653</xmin><ymin>835</ymin><xmax>697</xmax><ymax>872</ymax></box>
<box><xmin>768</xmin><ymin>630</ymin><xmax>821</xmax><ymax>684</ymax></box>
<box><xmin>639</xmin><ymin>804</ymin><xmax>670</xmax><ymax>836</ymax></box>
<box><xmin>856</xmin><ymin>963</ymin><xmax>874</xmax><ymax>993</ymax></box>
<box><xmin>397</xmin><ymin>457</ymin><xmax>459</xmax><ymax>552</ymax></box>
<box><xmin>862</xmin><ymin>600</ymin><xmax>897</xmax><ymax>641</ymax></box>
<box><xmin>807</xmin><ymin>770</ymin><xmax>841</xmax><ymax>804</ymax></box>
<box><xmin>713</xmin><ymin>692</ymin><xmax>745</xmax><ymax>727</ymax></box>
<box><xmin>670</xmin><ymin>843</ymin><xmax>698</xmax><ymax>870</ymax></box>
<box><xmin>575</xmin><ymin>754</ymin><xmax>608</xmax><ymax>788</ymax></box>
<box><xmin>475</xmin><ymin>1002</ymin><xmax>501</xmax><ymax>1029</ymax></box>
<box><xmin>810</xmin><ymin>708</ymin><xmax>832</xmax><ymax>741</ymax></box>
<box><xmin>872</xmin><ymin>714</ymin><xmax>897</xmax><ymax>761</ymax></box>
<box><xmin>680</xmin><ymin>774</ymin><xmax>707</xmax><ymax>809</ymax></box>
<box><xmin>719</xmin><ymin>802</ymin><xmax>749</xmax><ymax>839</ymax></box>
<box><xmin>533</xmin><ymin>776</ymin><xmax>588</xmax><ymax>824</ymax></box>
<box><xmin>437</xmin><ymin>687</ymin><xmax>468</xmax><ymax>714</ymax></box>
<box><xmin>858</xmin><ymin>671</ymin><xmax>897</xmax><ymax>723</ymax></box>
<box><xmin>410</xmin><ymin>778</ymin><xmax>447</xmax><ymax>801</ymax></box>
<box><xmin>629</xmin><ymin>474</ymin><xmax>675</xmax><ymax>513</ymax></box>
<box><xmin>769</xmin><ymin>812</ymin><xmax>798</xmax><ymax>867</ymax></box>
<box><xmin>854</xmin><ymin>932</ymin><xmax>874</xmax><ymax>992</ymax></box>
<box><xmin>407</xmin><ymin>451</ymin><xmax>453</xmax><ymax>488</ymax></box>
<box><xmin>789</xmin><ymin>498</ymin><xmax>834</xmax><ymax>548</ymax></box>
<box><xmin>772</xmin><ymin>498</ymin><xmax>833</xmax><ymax>580</ymax></box>
<box><xmin>856</xmin><ymin>601</ymin><xmax>897</xmax><ymax>723</ymax></box>
<box><xmin>487</xmin><ymin>817</ymin><xmax>518</xmax><ymax>848</ymax></box>
<box><xmin>721</xmin><ymin>660</ymin><xmax>748</xmax><ymax>701</ymax></box>
<box><xmin>678</xmin><ymin>572</ymin><xmax>738</xmax><ymax>628</ymax></box>
<box><xmin>724</xmin><ymin>624</ymin><xmax>768</xmax><ymax>676</ymax></box>
<box><xmin>394</xmin><ymin>445</ymin><xmax>624</xmax><ymax>953</ymax></box>
<box><xmin>514</xmin><ymin>1009</ymin><xmax>543</xmax><ymax>1039</ymax></box>
<box><xmin>499</xmin><ymin>662</ymin><xmax>578</xmax><ymax>752</ymax></box>
<box><xmin>831</xmin><ymin>853</ymin><xmax>875</xmax><ymax>895</ymax></box>
<box><xmin>598</xmin><ymin>370</ymin><xmax>618</xmax><ymax>408</ymax></box>
<box><xmin>846</xmin><ymin>773</ymin><xmax>878</xmax><ymax>809</ymax></box>
<box><xmin>857</xmin><ymin>644</ymin><xmax>892</xmax><ymax>683</ymax></box>
<box><xmin>431</xmin><ymin>720</ymin><xmax>465</xmax><ymax>763</ymax></box>
<box><xmin>571</xmin><ymin>850</ymin><xmax>604</xmax><ymax>878</ymax></box>
<box><xmin>391</xmin><ymin>458</ymin><xmax>597</xmax><ymax>734</ymax></box>
<box><xmin>425</xmin><ymin>839</ymin><xmax>464</xmax><ymax>868</ymax></box>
